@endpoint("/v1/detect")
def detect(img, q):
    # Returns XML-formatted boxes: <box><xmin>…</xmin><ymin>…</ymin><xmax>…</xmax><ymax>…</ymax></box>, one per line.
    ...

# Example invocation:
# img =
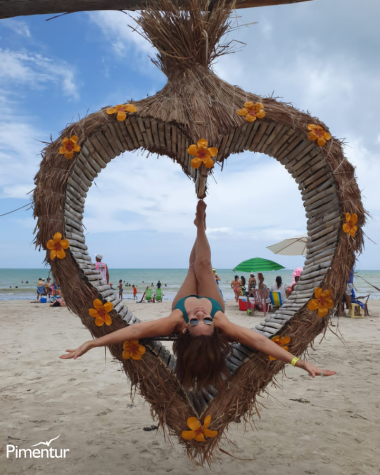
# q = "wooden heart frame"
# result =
<box><xmin>32</xmin><ymin>0</ymin><xmax>365</xmax><ymax>465</ymax></box>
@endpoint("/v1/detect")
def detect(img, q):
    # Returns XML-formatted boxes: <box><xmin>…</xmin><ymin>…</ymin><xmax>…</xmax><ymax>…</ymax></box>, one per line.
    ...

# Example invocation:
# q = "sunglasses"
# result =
<box><xmin>188</xmin><ymin>317</ymin><xmax>213</xmax><ymax>326</ymax></box>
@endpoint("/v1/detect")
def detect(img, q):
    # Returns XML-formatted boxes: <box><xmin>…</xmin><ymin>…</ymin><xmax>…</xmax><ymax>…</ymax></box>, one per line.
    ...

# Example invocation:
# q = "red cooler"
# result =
<box><xmin>238</xmin><ymin>296</ymin><xmax>253</xmax><ymax>311</ymax></box>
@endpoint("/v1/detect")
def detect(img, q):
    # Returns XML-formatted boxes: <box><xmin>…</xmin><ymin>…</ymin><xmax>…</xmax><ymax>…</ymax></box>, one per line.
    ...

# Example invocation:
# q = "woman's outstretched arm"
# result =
<box><xmin>216</xmin><ymin>314</ymin><xmax>336</xmax><ymax>378</ymax></box>
<box><xmin>60</xmin><ymin>313</ymin><xmax>180</xmax><ymax>360</ymax></box>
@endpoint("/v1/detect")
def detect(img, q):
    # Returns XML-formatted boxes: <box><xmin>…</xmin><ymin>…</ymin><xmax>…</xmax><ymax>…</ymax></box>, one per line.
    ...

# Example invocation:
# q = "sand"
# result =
<box><xmin>0</xmin><ymin>299</ymin><xmax>379</xmax><ymax>474</ymax></box>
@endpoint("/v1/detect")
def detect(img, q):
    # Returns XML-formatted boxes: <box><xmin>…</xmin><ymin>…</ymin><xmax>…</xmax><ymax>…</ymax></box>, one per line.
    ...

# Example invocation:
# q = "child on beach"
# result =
<box><xmin>132</xmin><ymin>285</ymin><xmax>137</xmax><ymax>300</ymax></box>
<box><xmin>118</xmin><ymin>280</ymin><xmax>123</xmax><ymax>300</ymax></box>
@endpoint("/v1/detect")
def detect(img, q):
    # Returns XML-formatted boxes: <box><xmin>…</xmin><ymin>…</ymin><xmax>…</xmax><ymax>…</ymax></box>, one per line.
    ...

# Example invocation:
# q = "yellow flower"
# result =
<box><xmin>307</xmin><ymin>287</ymin><xmax>334</xmax><ymax>318</ymax></box>
<box><xmin>106</xmin><ymin>104</ymin><xmax>137</xmax><ymax>121</ymax></box>
<box><xmin>59</xmin><ymin>135</ymin><xmax>81</xmax><ymax>159</ymax></box>
<box><xmin>269</xmin><ymin>335</ymin><xmax>290</xmax><ymax>361</ymax></box>
<box><xmin>89</xmin><ymin>299</ymin><xmax>113</xmax><ymax>327</ymax></box>
<box><xmin>237</xmin><ymin>102</ymin><xmax>265</xmax><ymax>123</ymax></box>
<box><xmin>307</xmin><ymin>124</ymin><xmax>332</xmax><ymax>147</ymax></box>
<box><xmin>46</xmin><ymin>232</ymin><xmax>69</xmax><ymax>260</ymax></box>
<box><xmin>122</xmin><ymin>340</ymin><xmax>146</xmax><ymax>360</ymax></box>
<box><xmin>187</xmin><ymin>139</ymin><xmax>218</xmax><ymax>169</ymax></box>
<box><xmin>343</xmin><ymin>213</ymin><xmax>358</xmax><ymax>237</ymax></box>
<box><xmin>181</xmin><ymin>415</ymin><xmax>218</xmax><ymax>442</ymax></box>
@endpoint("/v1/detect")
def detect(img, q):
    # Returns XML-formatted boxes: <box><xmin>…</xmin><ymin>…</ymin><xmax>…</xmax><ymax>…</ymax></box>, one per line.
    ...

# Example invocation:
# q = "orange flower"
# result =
<box><xmin>46</xmin><ymin>232</ymin><xmax>69</xmax><ymax>260</ymax></box>
<box><xmin>59</xmin><ymin>135</ymin><xmax>81</xmax><ymax>159</ymax></box>
<box><xmin>89</xmin><ymin>299</ymin><xmax>113</xmax><ymax>327</ymax></box>
<box><xmin>269</xmin><ymin>335</ymin><xmax>290</xmax><ymax>361</ymax></box>
<box><xmin>237</xmin><ymin>102</ymin><xmax>265</xmax><ymax>123</ymax></box>
<box><xmin>106</xmin><ymin>104</ymin><xmax>137</xmax><ymax>121</ymax></box>
<box><xmin>181</xmin><ymin>415</ymin><xmax>218</xmax><ymax>442</ymax></box>
<box><xmin>307</xmin><ymin>287</ymin><xmax>334</xmax><ymax>318</ymax></box>
<box><xmin>343</xmin><ymin>213</ymin><xmax>358</xmax><ymax>237</ymax></box>
<box><xmin>122</xmin><ymin>340</ymin><xmax>146</xmax><ymax>360</ymax></box>
<box><xmin>187</xmin><ymin>139</ymin><xmax>217</xmax><ymax>169</ymax></box>
<box><xmin>307</xmin><ymin>124</ymin><xmax>332</xmax><ymax>147</ymax></box>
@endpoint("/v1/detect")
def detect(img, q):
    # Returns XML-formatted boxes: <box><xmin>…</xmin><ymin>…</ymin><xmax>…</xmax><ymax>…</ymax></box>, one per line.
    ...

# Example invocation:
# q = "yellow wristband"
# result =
<box><xmin>290</xmin><ymin>357</ymin><xmax>299</xmax><ymax>367</ymax></box>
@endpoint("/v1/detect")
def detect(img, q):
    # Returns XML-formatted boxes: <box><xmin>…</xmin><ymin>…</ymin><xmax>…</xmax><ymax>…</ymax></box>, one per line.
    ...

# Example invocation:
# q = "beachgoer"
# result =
<box><xmin>240</xmin><ymin>276</ymin><xmax>247</xmax><ymax>296</ymax></box>
<box><xmin>61</xmin><ymin>201</ymin><xmax>336</xmax><ymax>389</ymax></box>
<box><xmin>258</xmin><ymin>273</ymin><xmax>267</xmax><ymax>290</ymax></box>
<box><xmin>231</xmin><ymin>275</ymin><xmax>241</xmax><ymax>302</ymax></box>
<box><xmin>50</xmin><ymin>297</ymin><xmax>67</xmax><ymax>307</ymax></box>
<box><xmin>248</xmin><ymin>273</ymin><xmax>256</xmax><ymax>292</ymax></box>
<box><xmin>286</xmin><ymin>276</ymin><xmax>300</xmax><ymax>297</ymax></box>
<box><xmin>338</xmin><ymin>270</ymin><xmax>354</xmax><ymax>316</ymax></box>
<box><xmin>45</xmin><ymin>277</ymin><xmax>52</xmax><ymax>298</ymax></box>
<box><xmin>95</xmin><ymin>254</ymin><xmax>109</xmax><ymax>284</ymax></box>
<box><xmin>213</xmin><ymin>268</ymin><xmax>224</xmax><ymax>300</ymax></box>
<box><xmin>118</xmin><ymin>280</ymin><xmax>123</xmax><ymax>300</ymax></box>
<box><xmin>270</xmin><ymin>276</ymin><xmax>287</xmax><ymax>299</ymax></box>
<box><xmin>157</xmin><ymin>280</ymin><xmax>162</xmax><ymax>289</ymax></box>
<box><xmin>36</xmin><ymin>278</ymin><xmax>45</xmax><ymax>301</ymax></box>
<box><xmin>133</xmin><ymin>285</ymin><xmax>137</xmax><ymax>301</ymax></box>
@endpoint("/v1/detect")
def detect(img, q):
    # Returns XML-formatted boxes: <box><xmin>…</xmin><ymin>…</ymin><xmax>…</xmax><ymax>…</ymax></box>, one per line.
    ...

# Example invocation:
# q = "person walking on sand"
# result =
<box><xmin>231</xmin><ymin>275</ymin><xmax>241</xmax><ymax>302</ymax></box>
<box><xmin>118</xmin><ymin>280</ymin><xmax>123</xmax><ymax>301</ymax></box>
<box><xmin>61</xmin><ymin>201</ymin><xmax>336</xmax><ymax>392</ymax></box>
<box><xmin>95</xmin><ymin>254</ymin><xmax>109</xmax><ymax>284</ymax></box>
<box><xmin>132</xmin><ymin>285</ymin><xmax>137</xmax><ymax>301</ymax></box>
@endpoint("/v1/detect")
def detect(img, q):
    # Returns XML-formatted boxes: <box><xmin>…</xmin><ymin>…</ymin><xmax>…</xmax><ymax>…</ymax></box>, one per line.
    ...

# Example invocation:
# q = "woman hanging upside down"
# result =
<box><xmin>60</xmin><ymin>200</ymin><xmax>336</xmax><ymax>391</ymax></box>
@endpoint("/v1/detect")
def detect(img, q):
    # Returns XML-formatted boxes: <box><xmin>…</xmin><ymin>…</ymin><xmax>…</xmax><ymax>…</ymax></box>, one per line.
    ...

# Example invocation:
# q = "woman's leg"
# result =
<box><xmin>171</xmin><ymin>240</ymin><xmax>198</xmax><ymax>311</ymax></box>
<box><xmin>193</xmin><ymin>201</ymin><xmax>225</xmax><ymax>312</ymax></box>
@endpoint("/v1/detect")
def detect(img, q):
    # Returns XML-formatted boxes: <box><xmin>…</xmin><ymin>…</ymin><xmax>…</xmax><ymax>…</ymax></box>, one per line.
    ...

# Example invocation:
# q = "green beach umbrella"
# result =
<box><xmin>233</xmin><ymin>257</ymin><xmax>285</xmax><ymax>273</ymax></box>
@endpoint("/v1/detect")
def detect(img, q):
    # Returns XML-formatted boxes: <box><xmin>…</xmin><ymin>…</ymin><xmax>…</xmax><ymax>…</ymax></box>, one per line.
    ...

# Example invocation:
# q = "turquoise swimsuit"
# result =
<box><xmin>174</xmin><ymin>295</ymin><xmax>223</xmax><ymax>323</ymax></box>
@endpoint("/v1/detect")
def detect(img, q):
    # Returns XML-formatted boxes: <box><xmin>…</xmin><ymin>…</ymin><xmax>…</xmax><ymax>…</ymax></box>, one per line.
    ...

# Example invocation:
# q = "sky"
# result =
<box><xmin>0</xmin><ymin>0</ymin><xmax>379</xmax><ymax>270</ymax></box>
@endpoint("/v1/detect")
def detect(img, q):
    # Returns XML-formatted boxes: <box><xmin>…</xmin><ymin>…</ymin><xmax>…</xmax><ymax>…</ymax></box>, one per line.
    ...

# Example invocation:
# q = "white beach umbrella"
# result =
<box><xmin>267</xmin><ymin>236</ymin><xmax>308</xmax><ymax>256</ymax></box>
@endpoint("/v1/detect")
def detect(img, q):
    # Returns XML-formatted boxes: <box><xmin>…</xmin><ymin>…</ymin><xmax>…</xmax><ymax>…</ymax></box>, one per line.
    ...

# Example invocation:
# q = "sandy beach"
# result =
<box><xmin>1</xmin><ymin>299</ymin><xmax>379</xmax><ymax>474</ymax></box>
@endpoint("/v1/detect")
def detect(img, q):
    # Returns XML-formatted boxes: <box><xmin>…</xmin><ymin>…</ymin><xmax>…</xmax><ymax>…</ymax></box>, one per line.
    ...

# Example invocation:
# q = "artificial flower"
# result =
<box><xmin>89</xmin><ymin>299</ymin><xmax>113</xmax><ymax>327</ymax></box>
<box><xmin>46</xmin><ymin>232</ymin><xmax>69</xmax><ymax>260</ymax></box>
<box><xmin>181</xmin><ymin>415</ymin><xmax>218</xmax><ymax>442</ymax></box>
<box><xmin>106</xmin><ymin>104</ymin><xmax>137</xmax><ymax>121</ymax></box>
<box><xmin>307</xmin><ymin>287</ymin><xmax>334</xmax><ymax>318</ymax></box>
<box><xmin>237</xmin><ymin>102</ymin><xmax>265</xmax><ymax>123</ymax></box>
<box><xmin>307</xmin><ymin>124</ymin><xmax>332</xmax><ymax>147</ymax></box>
<box><xmin>187</xmin><ymin>139</ymin><xmax>217</xmax><ymax>169</ymax></box>
<box><xmin>269</xmin><ymin>335</ymin><xmax>290</xmax><ymax>361</ymax></box>
<box><xmin>122</xmin><ymin>340</ymin><xmax>146</xmax><ymax>360</ymax></box>
<box><xmin>59</xmin><ymin>135</ymin><xmax>81</xmax><ymax>159</ymax></box>
<box><xmin>343</xmin><ymin>213</ymin><xmax>358</xmax><ymax>237</ymax></box>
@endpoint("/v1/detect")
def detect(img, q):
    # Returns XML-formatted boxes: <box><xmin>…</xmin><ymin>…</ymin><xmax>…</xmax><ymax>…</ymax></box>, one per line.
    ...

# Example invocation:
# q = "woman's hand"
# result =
<box><xmin>298</xmin><ymin>360</ymin><xmax>336</xmax><ymax>378</ymax></box>
<box><xmin>59</xmin><ymin>340</ymin><xmax>93</xmax><ymax>360</ymax></box>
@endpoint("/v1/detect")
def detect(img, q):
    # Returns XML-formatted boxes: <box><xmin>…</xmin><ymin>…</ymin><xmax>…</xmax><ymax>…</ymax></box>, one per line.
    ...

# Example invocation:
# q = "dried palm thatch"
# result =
<box><xmin>32</xmin><ymin>0</ymin><xmax>365</xmax><ymax>466</ymax></box>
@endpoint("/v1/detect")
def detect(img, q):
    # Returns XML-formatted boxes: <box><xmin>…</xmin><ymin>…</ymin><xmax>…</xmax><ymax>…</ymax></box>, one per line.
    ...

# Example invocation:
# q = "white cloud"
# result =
<box><xmin>88</xmin><ymin>11</ymin><xmax>152</xmax><ymax>56</ymax></box>
<box><xmin>0</xmin><ymin>119</ymin><xmax>43</xmax><ymax>199</ymax></box>
<box><xmin>1</xmin><ymin>19</ymin><xmax>31</xmax><ymax>38</ymax></box>
<box><xmin>0</xmin><ymin>48</ymin><xmax>79</xmax><ymax>99</ymax></box>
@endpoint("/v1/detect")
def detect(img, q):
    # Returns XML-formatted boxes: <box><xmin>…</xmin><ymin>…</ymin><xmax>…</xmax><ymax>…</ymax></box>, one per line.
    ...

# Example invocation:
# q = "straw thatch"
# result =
<box><xmin>32</xmin><ymin>0</ymin><xmax>365</xmax><ymax>465</ymax></box>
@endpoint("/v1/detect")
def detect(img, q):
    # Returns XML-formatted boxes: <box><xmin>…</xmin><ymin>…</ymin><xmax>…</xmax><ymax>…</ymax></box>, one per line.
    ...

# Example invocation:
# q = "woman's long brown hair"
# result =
<box><xmin>173</xmin><ymin>329</ymin><xmax>231</xmax><ymax>392</ymax></box>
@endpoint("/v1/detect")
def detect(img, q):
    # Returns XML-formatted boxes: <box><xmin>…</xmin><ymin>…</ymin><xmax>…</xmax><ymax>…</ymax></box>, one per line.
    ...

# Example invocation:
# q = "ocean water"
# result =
<box><xmin>0</xmin><ymin>268</ymin><xmax>379</xmax><ymax>301</ymax></box>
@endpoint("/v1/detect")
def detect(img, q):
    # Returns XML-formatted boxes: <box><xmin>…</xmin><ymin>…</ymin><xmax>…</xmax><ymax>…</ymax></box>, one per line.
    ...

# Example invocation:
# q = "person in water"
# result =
<box><xmin>60</xmin><ymin>201</ymin><xmax>336</xmax><ymax>391</ymax></box>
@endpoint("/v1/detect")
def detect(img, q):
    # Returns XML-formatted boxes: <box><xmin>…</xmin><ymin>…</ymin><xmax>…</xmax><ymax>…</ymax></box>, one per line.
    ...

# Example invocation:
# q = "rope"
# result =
<box><xmin>0</xmin><ymin>203</ymin><xmax>31</xmax><ymax>217</ymax></box>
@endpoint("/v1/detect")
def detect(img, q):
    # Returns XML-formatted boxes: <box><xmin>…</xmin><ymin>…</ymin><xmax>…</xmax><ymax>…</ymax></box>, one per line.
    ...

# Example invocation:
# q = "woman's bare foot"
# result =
<box><xmin>194</xmin><ymin>200</ymin><xmax>207</xmax><ymax>229</ymax></box>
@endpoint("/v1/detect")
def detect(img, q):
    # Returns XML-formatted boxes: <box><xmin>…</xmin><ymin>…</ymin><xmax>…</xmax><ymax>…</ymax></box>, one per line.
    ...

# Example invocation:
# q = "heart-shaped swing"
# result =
<box><xmin>32</xmin><ymin>0</ymin><xmax>365</xmax><ymax>465</ymax></box>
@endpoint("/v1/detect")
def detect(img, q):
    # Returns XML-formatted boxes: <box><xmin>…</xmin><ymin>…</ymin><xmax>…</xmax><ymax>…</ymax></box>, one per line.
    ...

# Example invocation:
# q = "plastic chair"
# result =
<box><xmin>156</xmin><ymin>288</ymin><xmax>162</xmax><ymax>302</ymax></box>
<box><xmin>248</xmin><ymin>289</ymin><xmax>270</xmax><ymax>317</ymax></box>
<box><xmin>349</xmin><ymin>303</ymin><xmax>364</xmax><ymax>319</ymax></box>
<box><xmin>145</xmin><ymin>288</ymin><xmax>152</xmax><ymax>302</ymax></box>
<box><xmin>352</xmin><ymin>294</ymin><xmax>370</xmax><ymax>316</ymax></box>
<box><xmin>270</xmin><ymin>291</ymin><xmax>283</xmax><ymax>308</ymax></box>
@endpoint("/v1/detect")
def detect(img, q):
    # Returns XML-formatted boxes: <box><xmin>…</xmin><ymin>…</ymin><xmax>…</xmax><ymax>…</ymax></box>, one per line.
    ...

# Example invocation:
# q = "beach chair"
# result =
<box><xmin>248</xmin><ymin>289</ymin><xmax>270</xmax><ymax>317</ymax></box>
<box><xmin>350</xmin><ymin>290</ymin><xmax>370</xmax><ymax>316</ymax></box>
<box><xmin>145</xmin><ymin>288</ymin><xmax>152</xmax><ymax>302</ymax></box>
<box><xmin>155</xmin><ymin>288</ymin><xmax>162</xmax><ymax>302</ymax></box>
<box><xmin>270</xmin><ymin>291</ymin><xmax>283</xmax><ymax>308</ymax></box>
